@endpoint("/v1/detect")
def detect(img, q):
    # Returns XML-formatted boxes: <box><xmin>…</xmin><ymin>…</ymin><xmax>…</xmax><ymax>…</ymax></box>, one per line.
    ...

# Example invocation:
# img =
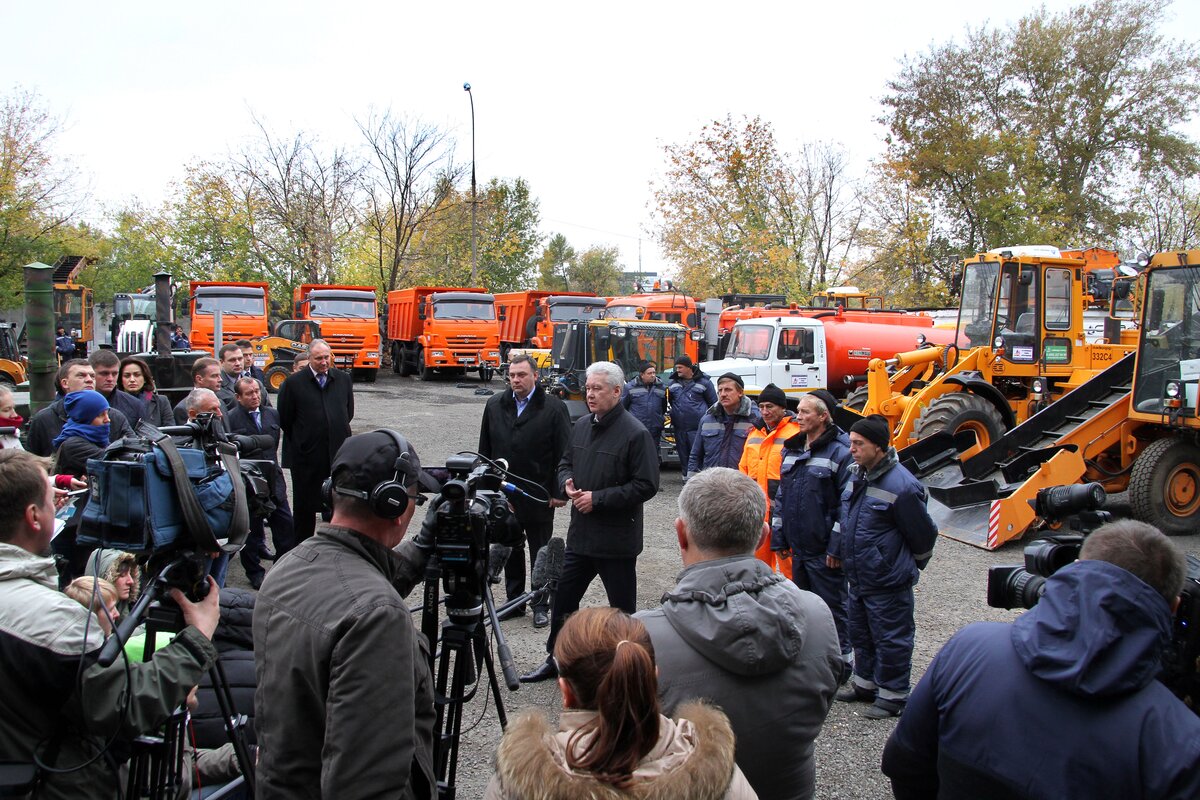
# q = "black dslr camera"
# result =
<box><xmin>987</xmin><ymin>483</ymin><xmax>1200</xmax><ymax>711</ymax></box>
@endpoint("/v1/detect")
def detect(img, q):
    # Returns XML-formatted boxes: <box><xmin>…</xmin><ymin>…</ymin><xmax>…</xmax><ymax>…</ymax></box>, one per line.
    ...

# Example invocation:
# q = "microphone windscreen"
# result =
<box><xmin>532</xmin><ymin>537</ymin><xmax>566</xmax><ymax>589</ymax></box>
<box><xmin>487</xmin><ymin>544</ymin><xmax>512</xmax><ymax>583</ymax></box>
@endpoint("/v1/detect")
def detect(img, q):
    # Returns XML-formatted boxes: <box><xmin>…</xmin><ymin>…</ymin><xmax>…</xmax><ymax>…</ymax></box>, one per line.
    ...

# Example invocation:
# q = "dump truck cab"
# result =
<box><xmin>187</xmin><ymin>282</ymin><xmax>270</xmax><ymax>353</ymax></box>
<box><xmin>809</xmin><ymin>286</ymin><xmax>884</xmax><ymax>310</ymax></box>
<box><xmin>293</xmin><ymin>284</ymin><xmax>380</xmax><ymax>382</ymax></box>
<box><xmin>605</xmin><ymin>293</ymin><xmax>704</xmax><ymax>363</ymax></box>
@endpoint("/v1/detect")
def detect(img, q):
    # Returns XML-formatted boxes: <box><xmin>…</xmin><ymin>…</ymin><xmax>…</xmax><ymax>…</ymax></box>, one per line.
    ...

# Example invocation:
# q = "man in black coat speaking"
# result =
<box><xmin>277</xmin><ymin>340</ymin><xmax>354</xmax><ymax>543</ymax></box>
<box><xmin>520</xmin><ymin>360</ymin><xmax>660</xmax><ymax>683</ymax></box>
<box><xmin>478</xmin><ymin>354</ymin><xmax>571</xmax><ymax>627</ymax></box>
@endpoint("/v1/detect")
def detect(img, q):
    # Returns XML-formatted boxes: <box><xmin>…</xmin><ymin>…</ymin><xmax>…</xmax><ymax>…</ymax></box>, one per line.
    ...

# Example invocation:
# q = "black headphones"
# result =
<box><xmin>320</xmin><ymin>429</ymin><xmax>417</xmax><ymax>519</ymax></box>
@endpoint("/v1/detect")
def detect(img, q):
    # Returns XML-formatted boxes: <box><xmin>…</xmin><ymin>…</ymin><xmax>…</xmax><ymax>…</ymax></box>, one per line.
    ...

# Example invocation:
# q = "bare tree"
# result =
<box><xmin>357</xmin><ymin>110</ymin><xmax>463</xmax><ymax>292</ymax></box>
<box><xmin>234</xmin><ymin>116</ymin><xmax>362</xmax><ymax>286</ymax></box>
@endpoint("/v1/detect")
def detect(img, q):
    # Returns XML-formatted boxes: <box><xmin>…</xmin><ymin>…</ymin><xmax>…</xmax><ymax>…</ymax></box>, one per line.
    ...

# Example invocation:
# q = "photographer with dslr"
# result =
<box><xmin>252</xmin><ymin>430</ymin><xmax>437</xmax><ymax>799</ymax></box>
<box><xmin>881</xmin><ymin>520</ymin><xmax>1200</xmax><ymax>799</ymax></box>
<box><xmin>0</xmin><ymin>448</ymin><xmax>221</xmax><ymax>799</ymax></box>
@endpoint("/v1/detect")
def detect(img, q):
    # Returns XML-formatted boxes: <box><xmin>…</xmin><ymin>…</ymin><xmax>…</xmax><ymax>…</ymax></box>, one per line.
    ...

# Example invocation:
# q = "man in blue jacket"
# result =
<box><xmin>621</xmin><ymin>360</ymin><xmax>668</xmax><ymax>451</ymax></box>
<box><xmin>831</xmin><ymin>413</ymin><xmax>937</xmax><ymax>719</ymax></box>
<box><xmin>666</xmin><ymin>355</ymin><xmax>716</xmax><ymax>479</ymax></box>
<box><xmin>688</xmin><ymin>372</ymin><xmax>760</xmax><ymax>474</ymax></box>
<box><xmin>772</xmin><ymin>390</ymin><xmax>854</xmax><ymax>677</ymax></box>
<box><xmin>882</xmin><ymin>520</ymin><xmax>1200</xmax><ymax>799</ymax></box>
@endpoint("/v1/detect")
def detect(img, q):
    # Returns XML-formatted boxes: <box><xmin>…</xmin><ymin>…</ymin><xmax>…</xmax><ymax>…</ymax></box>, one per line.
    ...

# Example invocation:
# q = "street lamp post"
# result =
<box><xmin>464</xmin><ymin>82</ymin><xmax>477</xmax><ymax>285</ymax></box>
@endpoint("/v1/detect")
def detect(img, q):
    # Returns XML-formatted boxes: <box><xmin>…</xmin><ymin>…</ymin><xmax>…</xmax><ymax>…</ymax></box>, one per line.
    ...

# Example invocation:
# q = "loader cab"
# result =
<box><xmin>1132</xmin><ymin>262</ymin><xmax>1200</xmax><ymax>418</ymax></box>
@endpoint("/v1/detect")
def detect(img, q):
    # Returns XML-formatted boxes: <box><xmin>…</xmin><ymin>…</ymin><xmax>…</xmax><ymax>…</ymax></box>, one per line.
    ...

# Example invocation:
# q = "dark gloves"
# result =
<box><xmin>411</xmin><ymin>498</ymin><xmax>442</xmax><ymax>555</ymax></box>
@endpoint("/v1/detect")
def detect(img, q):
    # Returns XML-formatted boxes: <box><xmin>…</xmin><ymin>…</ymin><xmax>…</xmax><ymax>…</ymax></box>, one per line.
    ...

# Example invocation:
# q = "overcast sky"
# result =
<box><xmin>6</xmin><ymin>1</ymin><xmax>1198</xmax><ymax>282</ymax></box>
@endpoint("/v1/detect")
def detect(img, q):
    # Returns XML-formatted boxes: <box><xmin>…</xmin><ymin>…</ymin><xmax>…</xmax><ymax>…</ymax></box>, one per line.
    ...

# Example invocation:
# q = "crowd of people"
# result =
<box><xmin>3</xmin><ymin>348</ymin><xmax>1199</xmax><ymax>799</ymax></box>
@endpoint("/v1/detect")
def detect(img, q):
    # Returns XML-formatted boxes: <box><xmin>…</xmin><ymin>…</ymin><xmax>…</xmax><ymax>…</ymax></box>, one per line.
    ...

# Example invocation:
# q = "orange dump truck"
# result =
<box><xmin>386</xmin><ymin>287</ymin><xmax>501</xmax><ymax>382</ymax></box>
<box><xmin>494</xmin><ymin>291</ymin><xmax>603</xmax><ymax>357</ymax></box>
<box><xmin>293</xmin><ymin>284</ymin><xmax>381</xmax><ymax>382</ymax></box>
<box><xmin>188</xmin><ymin>281</ymin><xmax>269</xmax><ymax>353</ymax></box>
<box><xmin>605</xmin><ymin>292</ymin><xmax>705</xmax><ymax>362</ymax></box>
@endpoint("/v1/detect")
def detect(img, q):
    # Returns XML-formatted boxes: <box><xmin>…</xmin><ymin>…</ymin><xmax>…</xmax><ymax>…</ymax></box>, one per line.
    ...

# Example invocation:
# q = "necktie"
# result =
<box><xmin>317</xmin><ymin>373</ymin><xmax>327</xmax><ymax>389</ymax></box>
<box><xmin>252</xmin><ymin>410</ymin><xmax>261</xmax><ymax>431</ymax></box>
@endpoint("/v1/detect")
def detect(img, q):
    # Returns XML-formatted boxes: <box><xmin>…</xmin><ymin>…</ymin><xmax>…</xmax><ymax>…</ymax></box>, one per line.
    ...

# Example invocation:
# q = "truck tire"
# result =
<box><xmin>479</xmin><ymin>366</ymin><xmax>494</xmax><ymax>383</ymax></box>
<box><xmin>1129</xmin><ymin>437</ymin><xmax>1200</xmax><ymax>536</ymax></box>
<box><xmin>264</xmin><ymin>365</ymin><xmax>290</xmax><ymax>393</ymax></box>
<box><xmin>418</xmin><ymin>347</ymin><xmax>435</xmax><ymax>382</ymax></box>
<box><xmin>843</xmin><ymin>386</ymin><xmax>870</xmax><ymax>413</ymax></box>
<box><xmin>914</xmin><ymin>392</ymin><xmax>1006</xmax><ymax>452</ymax></box>
<box><xmin>360</xmin><ymin>368</ymin><xmax>377</xmax><ymax>384</ymax></box>
<box><xmin>392</xmin><ymin>342</ymin><xmax>404</xmax><ymax>375</ymax></box>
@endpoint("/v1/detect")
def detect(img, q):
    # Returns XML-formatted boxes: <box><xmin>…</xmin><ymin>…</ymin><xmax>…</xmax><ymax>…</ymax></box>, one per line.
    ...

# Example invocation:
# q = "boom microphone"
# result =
<box><xmin>532</xmin><ymin>537</ymin><xmax>566</xmax><ymax>591</ymax></box>
<box><xmin>487</xmin><ymin>544</ymin><xmax>512</xmax><ymax>584</ymax></box>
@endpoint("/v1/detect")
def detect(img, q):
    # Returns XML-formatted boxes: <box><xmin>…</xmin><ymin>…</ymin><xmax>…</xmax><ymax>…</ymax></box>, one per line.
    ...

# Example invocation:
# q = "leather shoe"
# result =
<box><xmin>836</xmin><ymin>684</ymin><xmax>875</xmax><ymax>703</ymax></box>
<box><xmin>248</xmin><ymin>573</ymin><xmax>265</xmax><ymax>590</ymax></box>
<box><xmin>496</xmin><ymin>605</ymin><xmax>526</xmax><ymax>622</ymax></box>
<box><xmin>861</xmin><ymin>700</ymin><xmax>904</xmax><ymax>720</ymax></box>
<box><xmin>519</xmin><ymin>659</ymin><xmax>558</xmax><ymax>684</ymax></box>
<box><xmin>532</xmin><ymin>609</ymin><xmax>550</xmax><ymax>628</ymax></box>
<box><xmin>258</xmin><ymin>548</ymin><xmax>276</xmax><ymax>561</ymax></box>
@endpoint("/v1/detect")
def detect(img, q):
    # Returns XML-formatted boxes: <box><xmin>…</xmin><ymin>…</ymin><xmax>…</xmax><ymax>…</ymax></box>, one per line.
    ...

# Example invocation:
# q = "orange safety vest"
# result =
<box><xmin>738</xmin><ymin>414</ymin><xmax>802</xmax><ymax>578</ymax></box>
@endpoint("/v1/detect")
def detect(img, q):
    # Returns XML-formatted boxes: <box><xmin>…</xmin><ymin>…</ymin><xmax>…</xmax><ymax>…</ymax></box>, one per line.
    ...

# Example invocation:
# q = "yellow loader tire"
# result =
<box><xmin>914</xmin><ymin>392</ymin><xmax>1006</xmax><ymax>452</ymax></box>
<box><xmin>843</xmin><ymin>386</ymin><xmax>870</xmax><ymax>413</ymax></box>
<box><xmin>1129</xmin><ymin>438</ymin><xmax>1200</xmax><ymax>536</ymax></box>
<box><xmin>264</xmin><ymin>365</ymin><xmax>290</xmax><ymax>394</ymax></box>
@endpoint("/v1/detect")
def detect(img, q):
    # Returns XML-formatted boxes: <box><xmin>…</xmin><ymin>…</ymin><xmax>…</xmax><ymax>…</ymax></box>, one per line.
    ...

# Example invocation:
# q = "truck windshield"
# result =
<box><xmin>596</xmin><ymin>328</ymin><xmax>686</xmax><ymax>376</ymax></box>
<box><xmin>433</xmin><ymin>300</ymin><xmax>495</xmax><ymax>320</ymax></box>
<box><xmin>956</xmin><ymin>261</ymin><xmax>1000</xmax><ymax>349</ymax></box>
<box><xmin>54</xmin><ymin>289</ymin><xmax>84</xmax><ymax>329</ymax></box>
<box><xmin>727</xmin><ymin>325</ymin><xmax>773</xmax><ymax>360</ymax></box>
<box><xmin>309</xmin><ymin>299</ymin><xmax>377</xmax><ymax>319</ymax></box>
<box><xmin>195</xmin><ymin>293</ymin><xmax>266</xmax><ymax>316</ymax></box>
<box><xmin>117</xmin><ymin>296</ymin><xmax>157</xmax><ymax>318</ymax></box>
<box><xmin>549</xmin><ymin>303</ymin><xmax>604</xmax><ymax>322</ymax></box>
<box><xmin>1134</xmin><ymin>266</ymin><xmax>1200</xmax><ymax>412</ymax></box>
<box><xmin>605</xmin><ymin>305</ymin><xmax>640</xmax><ymax>320</ymax></box>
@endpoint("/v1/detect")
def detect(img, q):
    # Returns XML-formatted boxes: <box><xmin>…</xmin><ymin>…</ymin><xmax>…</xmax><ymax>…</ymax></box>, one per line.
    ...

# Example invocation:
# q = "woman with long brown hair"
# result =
<box><xmin>119</xmin><ymin>356</ymin><xmax>173</xmax><ymax>427</ymax></box>
<box><xmin>485</xmin><ymin>607</ymin><xmax>756</xmax><ymax>799</ymax></box>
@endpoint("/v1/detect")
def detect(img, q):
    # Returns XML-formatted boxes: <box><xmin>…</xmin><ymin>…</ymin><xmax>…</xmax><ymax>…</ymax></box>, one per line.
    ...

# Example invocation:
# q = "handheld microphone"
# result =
<box><xmin>531</xmin><ymin>537</ymin><xmax>566</xmax><ymax>591</ymax></box>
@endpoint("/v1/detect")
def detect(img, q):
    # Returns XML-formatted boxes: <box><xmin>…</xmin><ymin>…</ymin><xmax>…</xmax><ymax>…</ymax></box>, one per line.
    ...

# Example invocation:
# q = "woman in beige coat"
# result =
<box><xmin>485</xmin><ymin>607</ymin><xmax>757</xmax><ymax>800</ymax></box>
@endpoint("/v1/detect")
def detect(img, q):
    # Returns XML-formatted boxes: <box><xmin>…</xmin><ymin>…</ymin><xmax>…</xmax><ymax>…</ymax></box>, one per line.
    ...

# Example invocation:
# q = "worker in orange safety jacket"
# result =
<box><xmin>738</xmin><ymin>382</ymin><xmax>801</xmax><ymax>579</ymax></box>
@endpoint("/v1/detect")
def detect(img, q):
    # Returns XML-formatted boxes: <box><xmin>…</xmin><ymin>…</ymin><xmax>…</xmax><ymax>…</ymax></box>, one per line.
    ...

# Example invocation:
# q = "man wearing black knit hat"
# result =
<box><xmin>831</xmin><ymin>413</ymin><xmax>937</xmax><ymax>719</ymax></box>
<box><xmin>666</xmin><ymin>355</ymin><xmax>716</xmax><ymax>479</ymax></box>
<box><xmin>688</xmin><ymin>371</ymin><xmax>761</xmax><ymax>474</ymax></box>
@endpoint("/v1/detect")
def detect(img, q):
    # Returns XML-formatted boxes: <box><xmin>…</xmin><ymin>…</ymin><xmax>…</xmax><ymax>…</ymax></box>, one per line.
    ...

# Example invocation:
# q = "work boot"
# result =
<box><xmin>861</xmin><ymin>699</ymin><xmax>905</xmax><ymax>720</ymax></box>
<box><xmin>836</xmin><ymin>684</ymin><xmax>875</xmax><ymax>703</ymax></box>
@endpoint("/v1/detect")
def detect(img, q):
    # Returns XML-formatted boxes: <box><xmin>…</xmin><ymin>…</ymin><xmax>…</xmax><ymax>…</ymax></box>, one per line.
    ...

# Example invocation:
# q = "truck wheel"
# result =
<box><xmin>392</xmin><ymin>343</ymin><xmax>404</xmax><ymax>375</ymax></box>
<box><xmin>359</xmin><ymin>368</ymin><xmax>377</xmax><ymax>384</ymax></box>
<box><xmin>1129</xmin><ymin>438</ymin><xmax>1200</xmax><ymax>536</ymax></box>
<box><xmin>479</xmin><ymin>366</ymin><xmax>494</xmax><ymax>383</ymax></box>
<box><xmin>418</xmin><ymin>347</ymin><xmax>435</xmax><ymax>382</ymax></box>
<box><xmin>264</xmin><ymin>365</ymin><xmax>290</xmax><ymax>393</ymax></box>
<box><xmin>914</xmin><ymin>392</ymin><xmax>1005</xmax><ymax>457</ymax></box>
<box><xmin>843</xmin><ymin>386</ymin><xmax>870</xmax><ymax>413</ymax></box>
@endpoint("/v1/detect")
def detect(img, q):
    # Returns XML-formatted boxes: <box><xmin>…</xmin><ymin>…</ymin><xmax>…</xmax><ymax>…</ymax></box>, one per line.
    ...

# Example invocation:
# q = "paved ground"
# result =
<box><xmin>225</xmin><ymin>369</ymin><xmax>1200</xmax><ymax>799</ymax></box>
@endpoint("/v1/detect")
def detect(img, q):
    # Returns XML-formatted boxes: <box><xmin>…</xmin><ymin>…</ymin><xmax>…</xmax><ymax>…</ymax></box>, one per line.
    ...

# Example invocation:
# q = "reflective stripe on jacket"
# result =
<box><xmin>689</xmin><ymin>396</ymin><xmax>761</xmax><ymax>473</ymax></box>
<box><xmin>739</xmin><ymin>414</ymin><xmax>803</xmax><ymax>517</ymax></box>
<box><xmin>772</xmin><ymin>424</ymin><xmax>853</xmax><ymax>556</ymax></box>
<box><xmin>621</xmin><ymin>377</ymin><xmax>668</xmax><ymax>433</ymax></box>
<box><xmin>667</xmin><ymin>372</ymin><xmax>717</xmax><ymax>432</ymax></box>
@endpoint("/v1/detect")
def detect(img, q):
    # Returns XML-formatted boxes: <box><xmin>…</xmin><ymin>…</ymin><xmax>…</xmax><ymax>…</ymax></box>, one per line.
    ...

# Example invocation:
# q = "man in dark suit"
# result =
<box><xmin>226</xmin><ymin>377</ymin><xmax>296</xmax><ymax>587</ymax></box>
<box><xmin>277</xmin><ymin>339</ymin><xmax>354</xmax><ymax>543</ymax></box>
<box><xmin>218</xmin><ymin>343</ymin><xmax>270</xmax><ymax>408</ymax></box>
<box><xmin>478</xmin><ymin>354</ymin><xmax>571</xmax><ymax>627</ymax></box>
<box><xmin>235</xmin><ymin>339</ymin><xmax>267</xmax><ymax>383</ymax></box>
<box><xmin>174</xmin><ymin>358</ymin><xmax>237</xmax><ymax>423</ymax></box>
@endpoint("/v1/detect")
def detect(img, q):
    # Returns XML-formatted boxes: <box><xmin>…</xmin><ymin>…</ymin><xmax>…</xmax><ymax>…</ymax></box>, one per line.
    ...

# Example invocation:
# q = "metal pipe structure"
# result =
<box><xmin>24</xmin><ymin>262</ymin><xmax>57</xmax><ymax>414</ymax></box>
<box><xmin>464</xmin><ymin>82</ymin><xmax>478</xmax><ymax>285</ymax></box>
<box><xmin>153</xmin><ymin>272</ymin><xmax>176</xmax><ymax>392</ymax></box>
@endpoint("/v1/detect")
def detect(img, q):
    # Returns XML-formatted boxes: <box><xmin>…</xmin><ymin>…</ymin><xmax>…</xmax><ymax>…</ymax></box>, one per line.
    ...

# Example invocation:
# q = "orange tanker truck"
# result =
<box><xmin>386</xmin><ymin>287</ymin><xmax>501</xmax><ymax>382</ymax></box>
<box><xmin>293</xmin><ymin>284</ymin><xmax>381</xmax><ymax>383</ymax></box>
<box><xmin>187</xmin><ymin>281</ymin><xmax>270</xmax><ymax>353</ymax></box>
<box><xmin>494</xmin><ymin>290</ymin><xmax>604</xmax><ymax>358</ymax></box>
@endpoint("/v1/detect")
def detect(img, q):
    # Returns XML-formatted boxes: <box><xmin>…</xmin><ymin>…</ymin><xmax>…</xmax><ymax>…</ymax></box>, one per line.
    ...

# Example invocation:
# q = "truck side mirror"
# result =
<box><xmin>418</xmin><ymin>299</ymin><xmax>426</xmax><ymax>321</ymax></box>
<box><xmin>498</xmin><ymin>308</ymin><xmax>506</xmax><ymax>322</ymax></box>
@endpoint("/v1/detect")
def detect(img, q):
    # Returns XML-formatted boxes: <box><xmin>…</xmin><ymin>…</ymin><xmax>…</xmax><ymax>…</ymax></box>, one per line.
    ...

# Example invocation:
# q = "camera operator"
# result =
<box><xmin>881</xmin><ymin>520</ymin><xmax>1200</xmax><ymax>799</ymax></box>
<box><xmin>0</xmin><ymin>448</ymin><xmax>221</xmax><ymax>799</ymax></box>
<box><xmin>252</xmin><ymin>430</ymin><xmax>437</xmax><ymax>799</ymax></box>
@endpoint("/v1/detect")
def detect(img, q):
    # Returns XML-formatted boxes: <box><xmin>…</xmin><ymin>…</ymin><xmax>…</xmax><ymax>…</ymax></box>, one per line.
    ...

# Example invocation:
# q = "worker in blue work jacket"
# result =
<box><xmin>621</xmin><ymin>360</ymin><xmax>668</xmax><ymax>450</ymax></box>
<box><xmin>688</xmin><ymin>372</ymin><xmax>760</xmax><ymax>474</ymax></box>
<box><xmin>830</xmin><ymin>413</ymin><xmax>937</xmax><ymax>720</ymax></box>
<box><xmin>772</xmin><ymin>389</ymin><xmax>854</xmax><ymax>679</ymax></box>
<box><xmin>665</xmin><ymin>355</ymin><xmax>715</xmax><ymax>479</ymax></box>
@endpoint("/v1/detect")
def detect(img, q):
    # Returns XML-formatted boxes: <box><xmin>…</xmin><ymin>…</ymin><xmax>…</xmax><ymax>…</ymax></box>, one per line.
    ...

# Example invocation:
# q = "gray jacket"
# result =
<box><xmin>253</xmin><ymin>525</ymin><xmax>435</xmax><ymax>799</ymax></box>
<box><xmin>637</xmin><ymin>555</ymin><xmax>841</xmax><ymax>800</ymax></box>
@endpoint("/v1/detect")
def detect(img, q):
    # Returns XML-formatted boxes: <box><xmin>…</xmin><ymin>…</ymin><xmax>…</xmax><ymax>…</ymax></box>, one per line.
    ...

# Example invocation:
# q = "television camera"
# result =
<box><xmin>987</xmin><ymin>482</ymin><xmax>1200</xmax><ymax>712</ymax></box>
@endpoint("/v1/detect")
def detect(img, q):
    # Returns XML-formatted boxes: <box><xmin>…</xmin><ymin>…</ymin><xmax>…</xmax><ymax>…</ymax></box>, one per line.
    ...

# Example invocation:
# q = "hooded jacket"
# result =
<box><xmin>689</xmin><ymin>396</ymin><xmax>761</xmax><ymax>474</ymax></box>
<box><xmin>484</xmin><ymin>702</ymin><xmax>758</xmax><ymax>800</ymax></box>
<box><xmin>771</xmin><ymin>424</ymin><xmax>852</xmax><ymax>557</ymax></box>
<box><xmin>622</xmin><ymin>376</ymin><xmax>668</xmax><ymax>434</ymax></box>
<box><xmin>832</xmin><ymin>447</ymin><xmax>937</xmax><ymax>594</ymax></box>
<box><xmin>738</xmin><ymin>413</ymin><xmax>803</xmax><ymax>513</ymax></box>
<box><xmin>637</xmin><ymin>555</ymin><xmax>840</xmax><ymax>800</ymax></box>
<box><xmin>26</xmin><ymin>398</ymin><xmax>135</xmax><ymax>458</ymax></box>
<box><xmin>85</xmin><ymin>547</ymin><xmax>141</xmax><ymax>617</ymax></box>
<box><xmin>882</xmin><ymin>560</ymin><xmax>1200</xmax><ymax>800</ymax></box>
<box><xmin>666</xmin><ymin>370</ymin><xmax>717</xmax><ymax>433</ymax></box>
<box><xmin>0</xmin><ymin>542</ymin><xmax>216</xmax><ymax>800</ymax></box>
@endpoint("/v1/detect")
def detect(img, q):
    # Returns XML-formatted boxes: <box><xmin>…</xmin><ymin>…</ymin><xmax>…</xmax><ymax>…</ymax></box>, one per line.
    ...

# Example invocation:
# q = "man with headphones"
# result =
<box><xmin>252</xmin><ymin>429</ymin><xmax>440</xmax><ymax>799</ymax></box>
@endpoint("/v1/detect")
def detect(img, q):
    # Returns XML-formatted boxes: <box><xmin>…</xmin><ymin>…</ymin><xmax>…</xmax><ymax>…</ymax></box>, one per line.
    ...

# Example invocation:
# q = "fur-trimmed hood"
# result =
<box><xmin>485</xmin><ymin>701</ymin><xmax>756</xmax><ymax>800</ymax></box>
<box><xmin>86</xmin><ymin>548</ymin><xmax>140</xmax><ymax>609</ymax></box>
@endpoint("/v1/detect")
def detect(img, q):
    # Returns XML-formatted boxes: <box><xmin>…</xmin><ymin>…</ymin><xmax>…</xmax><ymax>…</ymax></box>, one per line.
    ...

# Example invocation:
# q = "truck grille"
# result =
<box><xmin>447</xmin><ymin>335</ymin><xmax>487</xmax><ymax>346</ymax></box>
<box><xmin>325</xmin><ymin>335</ymin><xmax>365</xmax><ymax>354</ymax></box>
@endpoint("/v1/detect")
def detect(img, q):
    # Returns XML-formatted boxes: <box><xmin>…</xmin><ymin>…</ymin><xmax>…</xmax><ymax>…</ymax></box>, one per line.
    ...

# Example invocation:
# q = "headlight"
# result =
<box><xmin>432</xmin><ymin>350</ymin><xmax>445</xmax><ymax>358</ymax></box>
<box><xmin>1031</xmin><ymin>378</ymin><xmax>1045</xmax><ymax>394</ymax></box>
<box><xmin>611</xmin><ymin>327</ymin><xmax>628</xmax><ymax>338</ymax></box>
<box><xmin>994</xmin><ymin>336</ymin><xmax>1005</xmax><ymax>349</ymax></box>
<box><xmin>488</xmin><ymin>351</ymin><xmax>500</xmax><ymax>358</ymax></box>
<box><xmin>690</xmin><ymin>329</ymin><xmax>704</xmax><ymax>341</ymax></box>
<box><xmin>366</xmin><ymin>351</ymin><xmax>378</xmax><ymax>358</ymax></box>
<box><xmin>916</xmin><ymin>333</ymin><xmax>927</xmax><ymax>347</ymax></box>
<box><xmin>1166</xmin><ymin>380</ymin><xmax>1182</xmax><ymax>399</ymax></box>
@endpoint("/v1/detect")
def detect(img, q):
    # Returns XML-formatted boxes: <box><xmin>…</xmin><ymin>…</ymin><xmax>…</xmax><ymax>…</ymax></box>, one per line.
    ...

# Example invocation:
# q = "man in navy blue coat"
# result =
<box><xmin>882</xmin><ymin>520</ymin><xmax>1200</xmax><ymax>799</ymax></box>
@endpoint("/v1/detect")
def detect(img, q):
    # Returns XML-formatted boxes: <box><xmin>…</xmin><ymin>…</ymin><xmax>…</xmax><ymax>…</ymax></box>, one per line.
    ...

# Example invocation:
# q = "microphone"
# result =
<box><xmin>531</xmin><ymin>537</ymin><xmax>566</xmax><ymax>591</ymax></box>
<box><xmin>487</xmin><ymin>544</ymin><xmax>512</xmax><ymax>584</ymax></box>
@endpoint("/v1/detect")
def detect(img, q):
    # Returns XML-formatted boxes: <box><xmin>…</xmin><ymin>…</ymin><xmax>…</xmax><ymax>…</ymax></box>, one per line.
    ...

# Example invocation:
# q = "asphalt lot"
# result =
<box><xmin>225</xmin><ymin>369</ymin><xmax>1200</xmax><ymax>799</ymax></box>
